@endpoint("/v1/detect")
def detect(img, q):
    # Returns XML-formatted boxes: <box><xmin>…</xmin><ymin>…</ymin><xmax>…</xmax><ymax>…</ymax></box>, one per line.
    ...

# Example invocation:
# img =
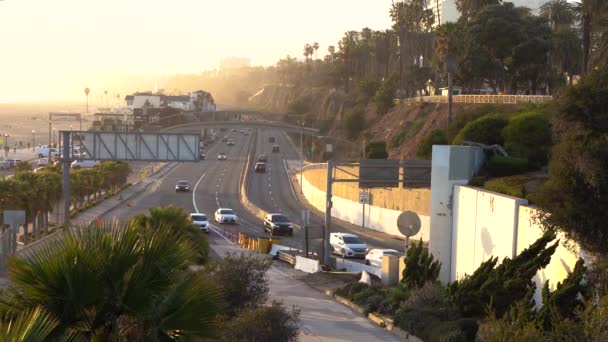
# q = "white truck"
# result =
<box><xmin>35</xmin><ymin>146</ymin><xmax>60</xmax><ymax>158</ymax></box>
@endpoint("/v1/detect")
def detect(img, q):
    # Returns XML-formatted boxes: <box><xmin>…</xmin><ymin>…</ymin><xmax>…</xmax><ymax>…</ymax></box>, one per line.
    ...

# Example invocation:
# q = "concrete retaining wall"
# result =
<box><xmin>301</xmin><ymin>173</ymin><xmax>429</xmax><ymax>240</ymax></box>
<box><xmin>452</xmin><ymin>185</ymin><xmax>582</xmax><ymax>308</ymax></box>
<box><xmin>295</xmin><ymin>256</ymin><xmax>321</xmax><ymax>273</ymax></box>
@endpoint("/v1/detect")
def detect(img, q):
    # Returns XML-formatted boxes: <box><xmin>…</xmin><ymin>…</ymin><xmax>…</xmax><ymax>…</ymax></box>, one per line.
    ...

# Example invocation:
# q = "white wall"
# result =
<box><xmin>301</xmin><ymin>174</ymin><xmax>430</xmax><ymax>241</ymax></box>
<box><xmin>429</xmin><ymin>145</ymin><xmax>485</xmax><ymax>283</ymax></box>
<box><xmin>451</xmin><ymin>186</ymin><xmax>527</xmax><ymax>281</ymax></box>
<box><xmin>517</xmin><ymin>206</ymin><xmax>583</xmax><ymax>308</ymax></box>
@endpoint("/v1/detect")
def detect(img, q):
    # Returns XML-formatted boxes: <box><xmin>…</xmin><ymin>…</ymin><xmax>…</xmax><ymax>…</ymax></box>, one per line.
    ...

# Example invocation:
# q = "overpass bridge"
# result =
<box><xmin>163</xmin><ymin>120</ymin><xmax>319</xmax><ymax>135</ymax></box>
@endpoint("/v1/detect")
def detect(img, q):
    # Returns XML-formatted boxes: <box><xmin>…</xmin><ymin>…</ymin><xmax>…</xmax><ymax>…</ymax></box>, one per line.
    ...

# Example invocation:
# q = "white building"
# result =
<box><xmin>124</xmin><ymin>90</ymin><xmax>216</xmax><ymax>112</ymax></box>
<box><xmin>427</xmin><ymin>0</ymin><xmax>547</xmax><ymax>28</ymax></box>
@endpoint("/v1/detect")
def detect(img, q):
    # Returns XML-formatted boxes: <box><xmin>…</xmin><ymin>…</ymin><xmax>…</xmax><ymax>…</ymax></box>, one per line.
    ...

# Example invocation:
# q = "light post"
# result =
<box><xmin>84</xmin><ymin>87</ymin><xmax>90</xmax><ymax>114</ymax></box>
<box><xmin>53</xmin><ymin>128</ymin><xmax>56</xmax><ymax>146</ymax></box>
<box><xmin>299</xmin><ymin>123</ymin><xmax>304</xmax><ymax>193</ymax></box>
<box><xmin>4</xmin><ymin>133</ymin><xmax>8</xmax><ymax>148</ymax></box>
<box><xmin>32</xmin><ymin>130</ymin><xmax>35</xmax><ymax>151</ymax></box>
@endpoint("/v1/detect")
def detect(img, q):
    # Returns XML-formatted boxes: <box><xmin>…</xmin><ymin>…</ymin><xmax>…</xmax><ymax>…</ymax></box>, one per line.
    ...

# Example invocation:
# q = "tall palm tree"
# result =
<box><xmin>574</xmin><ymin>0</ymin><xmax>606</xmax><ymax>74</ymax></box>
<box><xmin>303</xmin><ymin>44</ymin><xmax>311</xmax><ymax>62</ymax></box>
<box><xmin>0</xmin><ymin>219</ymin><xmax>221</xmax><ymax>340</ymax></box>
<box><xmin>312</xmin><ymin>42</ymin><xmax>320</xmax><ymax>60</ymax></box>
<box><xmin>540</xmin><ymin>0</ymin><xmax>575</xmax><ymax>31</ymax></box>
<box><xmin>455</xmin><ymin>0</ymin><xmax>501</xmax><ymax>21</ymax></box>
<box><xmin>132</xmin><ymin>205</ymin><xmax>209</xmax><ymax>264</ymax></box>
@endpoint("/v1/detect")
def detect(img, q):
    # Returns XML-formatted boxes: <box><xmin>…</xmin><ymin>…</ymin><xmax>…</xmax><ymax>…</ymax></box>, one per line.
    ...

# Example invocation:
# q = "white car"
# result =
<box><xmin>37</xmin><ymin>158</ymin><xmax>49</xmax><ymax>166</ymax></box>
<box><xmin>330</xmin><ymin>232</ymin><xmax>368</xmax><ymax>258</ymax></box>
<box><xmin>190</xmin><ymin>213</ymin><xmax>210</xmax><ymax>233</ymax></box>
<box><xmin>71</xmin><ymin>160</ymin><xmax>99</xmax><ymax>169</ymax></box>
<box><xmin>365</xmin><ymin>249</ymin><xmax>403</xmax><ymax>267</ymax></box>
<box><xmin>214</xmin><ymin>208</ymin><xmax>238</xmax><ymax>224</ymax></box>
<box><xmin>217</xmin><ymin>153</ymin><xmax>227</xmax><ymax>160</ymax></box>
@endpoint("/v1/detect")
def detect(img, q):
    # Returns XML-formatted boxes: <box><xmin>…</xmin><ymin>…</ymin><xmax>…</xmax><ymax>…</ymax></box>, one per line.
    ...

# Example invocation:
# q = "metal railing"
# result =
<box><xmin>397</xmin><ymin>94</ymin><xmax>553</xmax><ymax>105</ymax></box>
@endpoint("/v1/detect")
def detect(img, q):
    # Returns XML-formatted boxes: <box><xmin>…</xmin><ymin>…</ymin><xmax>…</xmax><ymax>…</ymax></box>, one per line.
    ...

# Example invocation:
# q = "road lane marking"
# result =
<box><xmin>192</xmin><ymin>172</ymin><xmax>207</xmax><ymax>213</ymax></box>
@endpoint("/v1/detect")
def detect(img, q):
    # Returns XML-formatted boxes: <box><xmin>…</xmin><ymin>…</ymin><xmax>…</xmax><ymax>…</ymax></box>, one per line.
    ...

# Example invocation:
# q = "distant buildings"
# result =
<box><xmin>426</xmin><ymin>0</ymin><xmax>547</xmax><ymax>28</ymax></box>
<box><xmin>92</xmin><ymin>90</ymin><xmax>216</xmax><ymax>131</ymax></box>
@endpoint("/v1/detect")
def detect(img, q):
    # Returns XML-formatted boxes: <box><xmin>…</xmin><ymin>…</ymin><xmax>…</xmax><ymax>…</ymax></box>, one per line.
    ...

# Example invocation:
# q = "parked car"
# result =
<box><xmin>37</xmin><ymin>158</ymin><xmax>49</xmax><ymax>166</ymax></box>
<box><xmin>258</xmin><ymin>154</ymin><xmax>267</xmax><ymax>162</ymax></box>
<box><xmin>330</xmin><ymin>233</ymin><xmax>368</xmax><ymax>258</ymax></box>
<box><xmin>175</xmin><ymin>180</ymin><xmax>191</xmax><ymax>192</ymax></box>
<box><xmin>264</xmin><ymin>213</ymin><xmax>293</xmax><ymax>236</ymax></box>
<box><xmin>217</xmin><ymin>153</ymin><xmax>227</xmax><ymax>160</ymax></box>
<box><xmin>254</xmin><ymin>162</ymin><xmax>266</xmax><ymax>173</ymax></box>
<box><xmin>365</xmin><ymin>249</ymin><xmax>402</xmax><ymax>267</ymax></box>
<box><xmin>190</xmin><ymin>213</ymin><xmax>210</xmax><ymax>233</ymax></box>
<box><xmin>214</xmin><ymin>208</ymin><xmax>238</xmax><ymax>224</ymax></box>
<box><xmin>0</xmin><ymin>161</ymin><xmax>11</xmax><ymax>170</ymax></box>
<box><xmin>272</xmin><ymin>145</ymin><xmax>280</xmax><ymax>153</ymax></box>
<box><xmin>71</xmin><ymin>160</ymin><xmax>99</xmax><ymax>169</ymax></box>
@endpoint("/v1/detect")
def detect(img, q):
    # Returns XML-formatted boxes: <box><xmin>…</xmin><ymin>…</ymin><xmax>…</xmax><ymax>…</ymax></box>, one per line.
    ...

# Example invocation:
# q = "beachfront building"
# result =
<box><xmin>426</xmin><ymin>0</ymin><xmax>546</xmax><ymax>28</ymax></box>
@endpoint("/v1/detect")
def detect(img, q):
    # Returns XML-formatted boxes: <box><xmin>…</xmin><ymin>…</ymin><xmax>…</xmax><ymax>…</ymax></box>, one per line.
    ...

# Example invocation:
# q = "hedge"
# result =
<box><xmin>485</xmin><ymin>156</ymin><xmax>529</xmax><ymax>177</ymax></box>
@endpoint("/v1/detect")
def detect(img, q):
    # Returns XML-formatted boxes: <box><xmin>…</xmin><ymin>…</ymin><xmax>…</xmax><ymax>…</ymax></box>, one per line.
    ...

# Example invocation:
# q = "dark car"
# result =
<box><xmin>272</xmin><ymin>145</ymin><xmax>280</xmax><ymax>153</ymax></box>
<box><xmin>264</xmin><ymin>213</ymin><xmax>293</xmax><ymax>236</ymax></box>
<box><xmin>254</xmin><ymin>162</ymin><xmax>266</xmax><ymax>173</ymax></box>
<box><xmin>175</xmin><ymin>180</ymin><xmax>190</xmax><ymax>192</ymax></box>
<box><xmin>258</xmin><ymin>154</ymin><xmax>267</xmax><ymax>162</ymax></box>
<box><xmin>269</xmin><ymin>137</ymin><xmax>275</xmax><ymax>143</ymax></box>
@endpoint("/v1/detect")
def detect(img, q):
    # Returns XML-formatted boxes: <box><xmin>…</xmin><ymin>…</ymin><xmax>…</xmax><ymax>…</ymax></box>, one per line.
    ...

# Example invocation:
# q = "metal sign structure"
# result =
<box><xmin>359</xmin><ymin>159</ymin><xmax>400</xmax><ymax>188</ymax></box>
<box><xmin>402</xmin><ymin>160</ymin><xmax>432</xmax><ymax>188</ymax></box>
<box><xmin>75</xmin><ymin>131</ymin><xmax>200</xmax><ymax>162</ymax></box>
<box><xmin>359</xmin><ymin>192</ymin><xmax>370</xmax><ymax>204</ymax></box>
<box><xmin>60</xmin><ymin>131</ymin><xmax>200</xmax><ymax>225</ymax></box>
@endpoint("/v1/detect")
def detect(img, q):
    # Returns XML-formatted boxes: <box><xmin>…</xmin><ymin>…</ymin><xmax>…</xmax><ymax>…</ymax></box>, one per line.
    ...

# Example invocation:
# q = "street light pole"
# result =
<box><xmin>32</xmin><ymin>130</ymin><xmax>35</xmax><ymax>151</ymax></box>
<box><xmin>300</xmin><ymin>124</ymin><xmax>303</xmax><ymax>193</ymax></box>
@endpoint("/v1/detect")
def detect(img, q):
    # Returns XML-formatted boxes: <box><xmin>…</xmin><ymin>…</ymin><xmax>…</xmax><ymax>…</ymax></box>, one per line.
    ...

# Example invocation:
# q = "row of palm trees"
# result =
<box><xmin>0</xmin><ymin>206</ymin><xmax>219</xmax><ymax>340</ymax></box>
<box><xmin>0</xmin><ymin>161</ymin><xmax>131</xmax><ymax>244</ymax></box>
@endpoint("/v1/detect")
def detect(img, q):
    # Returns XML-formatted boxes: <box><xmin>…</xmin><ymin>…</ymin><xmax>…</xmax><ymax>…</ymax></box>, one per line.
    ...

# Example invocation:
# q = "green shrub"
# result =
<box><xmin>452</xmin><ymin>114</ymin><xmax>509</xmax><ymax>145</ymax></box>
<box><xmin>485</xmin><ymin>156</ymin><xmax>529</xmax><ymax>177</ymax></box>
<box><xmin>484</xmin><ymin>178</ymin><xmax>526</xmax><ymax>198</ymax></box>
<box><xmin>365</xmin><ymin>141</ymin><xmax>388</xmax><ymax>159</ymax></box>
<box><xmin>448</xmin><ymin>104</ymin><xmax>501</xmax><ymax>141</ymax></box>
<box><xmin>416</xmin><ymin>129</ymin><xmax>448</xmax><ymax>159</ymax></box>
<box><xmin>502</xmin><ymin>111</ymin><xmax>551</xmax><ymax>169</ymax></box>
<box><xmin>390</xmin><ymin>119</ymin><xmax>425</xmax><ymax>149</ymax></box>
<box><xmin>375</xmin><ymin>75</ymin><xmax>399</xmax><ymax>115</ymax></box>
<box><xmin>394</xmin><ymin>306</ymin><xmax>474</xmax><ymax>341</ymax></box>
<box><xmin>402</xmin><ymin>239</ymin><xmax>441</xmax><ymax>289</ymax></box>
<box><xmin>344</xmin><ymin>107</ymin><xmax>366</xmax><ymax>140</ymax></box>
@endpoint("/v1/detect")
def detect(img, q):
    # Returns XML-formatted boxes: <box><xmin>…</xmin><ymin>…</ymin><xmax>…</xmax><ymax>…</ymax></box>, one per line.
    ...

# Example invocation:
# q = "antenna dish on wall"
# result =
<box><xmin>397</xmin><ymin>211</ymin><xmax>421</xmax><ymax>237</ymax></box>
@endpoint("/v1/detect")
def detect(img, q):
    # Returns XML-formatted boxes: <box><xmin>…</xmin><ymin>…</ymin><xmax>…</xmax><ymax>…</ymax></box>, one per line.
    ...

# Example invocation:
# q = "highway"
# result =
<box><xmin>101</xmin><ymin>125</ymin><xmax>404</xmax><ymax>255</ymax></box>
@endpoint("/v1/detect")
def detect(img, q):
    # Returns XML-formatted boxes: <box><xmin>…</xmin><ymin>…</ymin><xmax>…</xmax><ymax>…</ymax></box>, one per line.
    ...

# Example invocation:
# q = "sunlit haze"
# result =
<box><xmin>0</xmin><ymin>0</ymin><xmax>393</xmax><ymax>103</ymax></box>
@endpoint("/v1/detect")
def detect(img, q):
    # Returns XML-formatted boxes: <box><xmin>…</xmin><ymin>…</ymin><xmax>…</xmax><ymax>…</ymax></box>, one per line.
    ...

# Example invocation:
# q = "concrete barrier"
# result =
<box><xmin>239</xmin><ymin>130</ymin><xmax>268</xmax><ymax>221</ymax></box>
<box><xmin>335</xmin><ymin>257</ymin><xmax>382</xmax><ymax>278</ymax></box>
<box><xmin>295</xmin><ymin>256</ymin><xmax>321</xmax><ymax>273</ymax></box>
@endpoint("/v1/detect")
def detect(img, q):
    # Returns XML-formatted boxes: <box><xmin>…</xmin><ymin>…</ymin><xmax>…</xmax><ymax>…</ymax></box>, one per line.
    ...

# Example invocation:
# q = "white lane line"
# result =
<box><xmin>192</xmin><ymin>172</ymin><xmax>207</xmax><ymax>213</ymax></box>
<box><xmin>208</xmin><ymin>223</ymin><xmax>234</xmax><ymax>245</ymax></box>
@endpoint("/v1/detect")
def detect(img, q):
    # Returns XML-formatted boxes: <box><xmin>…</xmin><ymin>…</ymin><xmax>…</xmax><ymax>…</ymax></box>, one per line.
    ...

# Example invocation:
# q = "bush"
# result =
<box><xmin>221</xmin><ymin>301</ymin><xmax>300</xmax><ymax>342</ymax></box>
<box><xmin>484</xmin><ymin>177</ymin><xmax>526</xmax><ymax>198</ymax></box>
<box><xmin>448</xmin><ymin>104</ymin><xmax>501</xmax><ymax>141</ymax></box>
<box><xmin>344</xmin><ymin>107</ymin><xmax>366</xmax><ymax>140</ymax></box>
<box><xmin>207</xmin><ymin>253</ymin><xmax>272</xmax><ymax>316</ymax></box>
<box><xmin>390</xmin><ymin>119</ymin><xmax>425</xmax><ymax>149</ymax></box>
<box><xmin>365</xmin><ymin>141</ymin><xmax>388</xmax><ymax>159</ymax></box>
<box><xmin>402</xmin><ymin>282</ymin><xmax>448</xmax><ymax>310</ymax></box>
<box><xmin>402</xmin><ymin>239</ymin><xmax>441</xmax><ymax>289</ymax></box>
<box><xmin>375</xmin><ymin>75</ymin><xmax>399</xmax><ymax>115</ymax></box>
<box><xmin>357</xmin><ymin>78</ymin><xmax>380</xmax><ymax>104</ymax></box>
<box><xmin>416</xmin><ymin>129</ymin><xmax>448</xmax><ymax>159</ymax></box>
<box><xmin>502</xmin><ymin>111</ymin><xmax>552</xmax><ymax>169</ymax></box>
<box><xmin>485</xmin><ymin>156</ymin><xmax>529</xmax><ymax>177</ymax></box>
<box><xmin>452</xmin><ymin>114</ymin><xmax>509</xmax><ymax>145</ymax></box>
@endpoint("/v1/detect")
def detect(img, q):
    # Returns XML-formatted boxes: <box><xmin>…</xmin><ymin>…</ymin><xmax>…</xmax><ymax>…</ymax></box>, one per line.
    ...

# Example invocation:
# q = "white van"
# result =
<box><xmin>71</xmin><ymin>160</ymin><xmax>99</xmax><ymax>169</ymax></box>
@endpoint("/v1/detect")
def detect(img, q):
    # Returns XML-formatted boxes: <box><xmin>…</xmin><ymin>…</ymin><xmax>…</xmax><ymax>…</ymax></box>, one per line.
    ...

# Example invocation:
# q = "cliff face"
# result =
<box><xmin>248</xmin><ymin>85</ymin><xmax>494</xmax><ymax>160</ymax></box>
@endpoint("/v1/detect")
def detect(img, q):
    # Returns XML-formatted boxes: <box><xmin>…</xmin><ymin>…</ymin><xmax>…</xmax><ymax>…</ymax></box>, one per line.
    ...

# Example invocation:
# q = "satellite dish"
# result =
<box><xmin>397</xmin><ymin>211</ymin><xmax>421</xmax><ymax>237</ymax></box>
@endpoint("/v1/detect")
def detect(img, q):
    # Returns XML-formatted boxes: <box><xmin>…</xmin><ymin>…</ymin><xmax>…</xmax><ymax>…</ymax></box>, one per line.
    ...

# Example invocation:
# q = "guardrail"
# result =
<box><xmin>277</xmin><ymin>250</ymin><xmax>297</xmax><ymax>265</ymax></box>
<box><xmin>397</xmin><ymin>94</ymin><xmax>553</xmax><ymax>105</ymax></box>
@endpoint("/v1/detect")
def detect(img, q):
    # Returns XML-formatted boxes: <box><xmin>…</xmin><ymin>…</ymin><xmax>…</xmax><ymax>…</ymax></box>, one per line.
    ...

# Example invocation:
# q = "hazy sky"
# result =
<box><xmin>0</xmin><ymin>0</ymin><xmax>394</xmax><ymax>103</ymax></box>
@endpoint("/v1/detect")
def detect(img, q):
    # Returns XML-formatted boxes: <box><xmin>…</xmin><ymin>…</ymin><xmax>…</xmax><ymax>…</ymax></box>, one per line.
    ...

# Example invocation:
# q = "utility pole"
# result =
<box><xmin>62</xmin><ymin>131</ymin><xmax>71</xmax><ymax>226</ymax></box>
<box><xmin>300</xmin><ymin>124</ymin><xmax>303</xmax><ymax>193</ymax></box>
<box><xmin>324</xmin><ymin>160</ymin><xmax>333</xmax><ymax>266</ymax></box>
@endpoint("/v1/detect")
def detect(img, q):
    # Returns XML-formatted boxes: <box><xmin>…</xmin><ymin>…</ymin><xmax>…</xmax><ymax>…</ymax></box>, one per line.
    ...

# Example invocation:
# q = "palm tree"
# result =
<box><xmin>574</xmin><ymin>0</ymin><xmax>606</xmax><ymax>74</ymax></box>
<box><xmin>540</xmin><ymin>0</ymin><xmax>575</xmax><ymax>31</ymax></box>
<box><xmin>312</xmin><ymin>42</ymin><xmax>320</xmax><ymax>60</ymax></box>
<box><xmin>0</xmin><ymin>219</ymin><xmax>221</xmax><ymax>340</ymax></box>
<box><xmin>0</xmin><ymin>306</ymin><xmax>83</xmax><ymax>341</ymax></box>
<box><xmin>455</xmin><ymin>0</ymin><xmax>500</xmax><ymax>20</ymax></box>
<box><xmin>303</xmin><ymin>44</ymin><xmax>311</xmax><ymax>62</ymax></box>
<box><xmin>132</xmin><ymin>205</ymin><xmax>209</xmax><ymax>264</ymax></box>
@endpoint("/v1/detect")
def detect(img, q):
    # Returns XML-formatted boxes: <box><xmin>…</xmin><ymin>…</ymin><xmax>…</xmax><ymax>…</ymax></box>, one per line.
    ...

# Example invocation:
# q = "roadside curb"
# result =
<box><xmin>321</xmin><ymin>288</ymin><xmax>421</xmax><ymax>341</ymax></box>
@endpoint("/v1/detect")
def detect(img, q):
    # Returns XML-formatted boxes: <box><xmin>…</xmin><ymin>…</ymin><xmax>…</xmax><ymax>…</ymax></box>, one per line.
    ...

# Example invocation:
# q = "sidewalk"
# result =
<box><xmin>207</xmin><ymin>230</ymin><xmax>401</xmax><ymax>342</ymax></box>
